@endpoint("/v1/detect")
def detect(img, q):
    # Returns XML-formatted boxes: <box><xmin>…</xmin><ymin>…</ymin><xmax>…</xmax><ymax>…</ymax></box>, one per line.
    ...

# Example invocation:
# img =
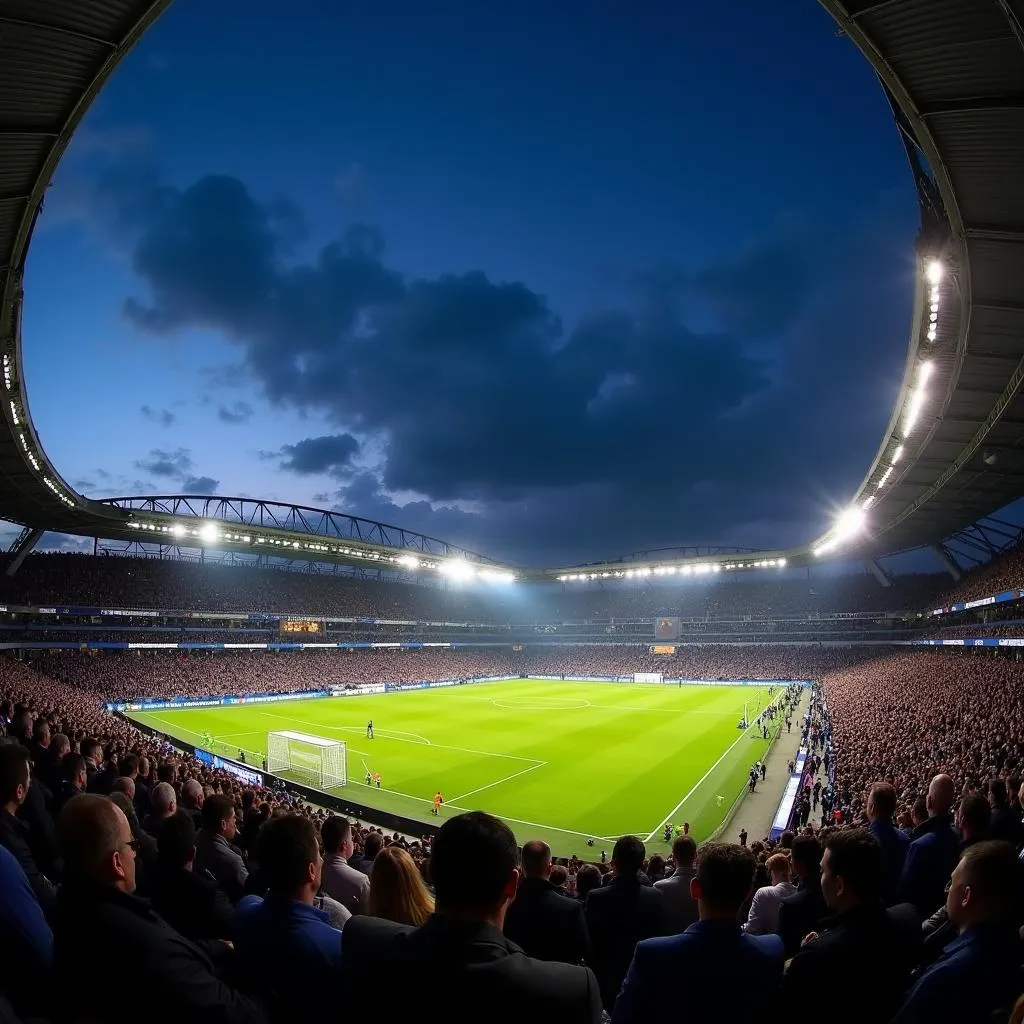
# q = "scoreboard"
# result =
<box><xmin>650</xmin><ymin>644</ymin><xmax>677</xmax><ymax>655</ymax></box>
<box><xmin>280</xmin><ymin>619</ymin><xmax>321</xmax><ymax>634</ymax></box>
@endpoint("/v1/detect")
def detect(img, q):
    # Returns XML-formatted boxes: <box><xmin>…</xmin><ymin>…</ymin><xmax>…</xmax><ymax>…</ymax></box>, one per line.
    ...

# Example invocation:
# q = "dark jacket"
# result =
<box><xmin>653</xmin><ymin>866</ymin><xmax>698</xmax><ymax>934</ymax></box>
<box><xmin>0</xmin><ymin>809</ymin><xmax>56</xmax><ymax>916</ymax></box>
<box><xmin>341</xmin><ymin>913</ymin><xmax>601</xmax><ymax>1024</ymax></box>
<box><xmin>899</xmin><ymin>815</ymin><xmax>960</xmax><ymax>917</ymax></box>
<box><xmin>777</xmin><ymin>876</ymin><xmax>829</xmax><ymax>956</ymax></box>
<box><xmin>52</xmin><ymin>880</ymin><xmax>266</xmax><ymax>1024</ymax></box>
<box><xmin>868</xmin><ymin>819</ymin><xmax>909</xmax><ymax>903</ymax></box>
<box><xmin>503</xmin><ymin>877</ymin><xmax>589</xmax><ymax>965</ymax></box>
<box><xmin>584</xmin><ymin>876</ymin><xmax>668</xmax><ymax>1010</ymax></box>
<box><xmin>150</xmin><ymin>863</ymin><xmax>236</xmax><ymax>942</ymax></box>
<box><xmin>612</xmin><ymin>920</ymin><xmax>784</xmax><ymax>1023</ymax></box>
<box><xmin>781</xmin><ymin>902</ymin><xmax>920</xmax><ymax>1017</ymax></box>
<box><xmin>988</xmin><ymin>803</ymin><xmax>1024</xmax><ymax>850</ymax></box>
<box><xmin>195</xmin><ymin>831</ymin><xmax>249</xmax><ymax>905</ymax></box>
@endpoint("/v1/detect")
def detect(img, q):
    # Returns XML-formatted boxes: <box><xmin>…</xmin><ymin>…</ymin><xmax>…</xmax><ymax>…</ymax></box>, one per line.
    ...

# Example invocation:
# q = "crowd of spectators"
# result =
<box><xmin>11</xmin><ymin>644</ymin><xmax>892</xmax><ymax>703</ymax></box>
<box><xmin>0</xmin><ymin>551</ymin><xmax>945</xmax><ymax>622</ymax></box>
<box><xmin>1</xmin><ymin>633</ymin><xmax>1023</xmax><ymax>1020</ymax></box>
<box><xmin>935</xmin><ymin>544</ymin><xmax>1024</xmax><ymax>607</ymax></box>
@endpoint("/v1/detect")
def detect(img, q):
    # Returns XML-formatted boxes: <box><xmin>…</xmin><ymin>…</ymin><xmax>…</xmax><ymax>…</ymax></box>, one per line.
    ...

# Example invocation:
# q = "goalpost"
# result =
<box><xmin>633</xmin><ymin>672</ymin><xmax>663</xmax><ymax>684</ymax></box>
<box><xmin>266</xmin><ymin>730</ymin><xmax>347</xmax><ymax>790</ymax></box>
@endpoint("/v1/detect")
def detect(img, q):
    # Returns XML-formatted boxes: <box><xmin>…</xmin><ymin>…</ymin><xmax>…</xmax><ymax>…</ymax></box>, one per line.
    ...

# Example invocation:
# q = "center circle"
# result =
<box><xmin>492</xmin><ymin>697</ymin><xmax>591</xmax><ymax>711</ymax></box>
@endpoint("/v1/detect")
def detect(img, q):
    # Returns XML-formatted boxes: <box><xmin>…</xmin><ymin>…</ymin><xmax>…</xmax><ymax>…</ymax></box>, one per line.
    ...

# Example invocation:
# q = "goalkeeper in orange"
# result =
<box><xmin>432</xmin><ymin>791</ymin><xmax>443</xmax><ymax>816</ymax></box>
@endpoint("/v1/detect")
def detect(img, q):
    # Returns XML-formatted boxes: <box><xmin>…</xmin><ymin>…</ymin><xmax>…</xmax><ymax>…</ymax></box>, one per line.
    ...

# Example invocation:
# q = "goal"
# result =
<box><xmin>266</xmin><ymin>730</ymin><xmax>347</xmax><ymax>790</ymax></box>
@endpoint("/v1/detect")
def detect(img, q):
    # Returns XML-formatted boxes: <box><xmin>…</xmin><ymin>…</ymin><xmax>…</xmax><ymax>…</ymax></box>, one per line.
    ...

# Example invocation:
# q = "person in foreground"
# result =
<box><xmin>234</xmin><ymin>814</ymin><xmax>343</xmax><ymax>1021</ymax></box>
<box><xmin>52</xmin><ymin>794</ymin><xmax>265</xmax><ymax>1024</ymax></box>
<box><xmin>892</xmin><ymin>840</ymin><xmax>1023</xmax><ymax>1024</ymax></box>
<box><xmin>781</xmin><ymin>828</ymin><xmax>919</xmax><ymax>1015</ymax></box>
<box><xmin>341</xmin><ymin>810</ymin><xmax>602</xmax><ymax>1023</ymax></box>
<box><xmin>611</xmin><ymin>843</ymin><xmax>784</xmax><ymax>1023</ymax></box>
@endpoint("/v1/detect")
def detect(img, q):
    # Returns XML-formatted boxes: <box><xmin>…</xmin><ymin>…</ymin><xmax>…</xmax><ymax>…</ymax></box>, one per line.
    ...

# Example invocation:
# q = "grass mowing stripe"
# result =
<box><xmin>127</xmin><ymin>678</ymin><xmax>783</xmax><ymax>849</ymax></box>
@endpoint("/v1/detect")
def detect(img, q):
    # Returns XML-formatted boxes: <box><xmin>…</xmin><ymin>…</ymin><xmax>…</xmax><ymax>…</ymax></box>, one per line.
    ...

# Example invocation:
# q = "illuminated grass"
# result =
<box><xmin>128</xmin><ymin>678</ymin><xmax>780</xmax><ymax>854</ymax></box>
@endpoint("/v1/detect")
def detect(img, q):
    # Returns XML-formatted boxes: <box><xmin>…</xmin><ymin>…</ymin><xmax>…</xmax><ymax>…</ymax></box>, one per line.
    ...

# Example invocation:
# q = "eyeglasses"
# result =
<box><xmin>123</xmin><ymin>838</ymin><xmax>142</xmax><ymax>853</ymax></box>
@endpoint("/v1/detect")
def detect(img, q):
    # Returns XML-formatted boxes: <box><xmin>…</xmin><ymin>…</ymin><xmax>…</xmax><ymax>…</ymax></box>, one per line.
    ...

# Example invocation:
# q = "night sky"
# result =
<box><xmin>18</xmin><ymin>0</ymin><xmax>920</xmax><ymax>567</ymax></box>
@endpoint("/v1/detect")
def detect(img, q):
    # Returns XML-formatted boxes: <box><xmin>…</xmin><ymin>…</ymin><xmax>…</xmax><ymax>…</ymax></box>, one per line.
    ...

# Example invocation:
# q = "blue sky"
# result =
<box><xmin>17</xmin><ymin>0</ymin><xmax>920</xmax><ymax>566</ymax></box>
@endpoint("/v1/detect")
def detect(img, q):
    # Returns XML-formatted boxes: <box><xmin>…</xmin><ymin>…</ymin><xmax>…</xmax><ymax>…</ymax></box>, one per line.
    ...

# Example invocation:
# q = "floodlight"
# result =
<box><xmin>834</xmin><ymin>506</ymin><xmax>866</xmax><ymax>542</ymax></box>
<box><xmin>198</xmin><ymin>523</ymin><xmax>219</xmax><ymax>544</ymax></box>
<box><xmin>439</xmin><ymin>559</ymin><xmax>475</xmax><ymax>581</ymax></box>
<box><xmin>171</xmin><ymin>524</ymin><xmax>186</xmax><ymax>539</ymax></box>
<box><xmin>925</xmin><ymin>260</ymin><xmax>943</xmax><ymax>285</ymax></box>
<box><xmin>397</xmin><ymin>554</ymin><xmax>420</xmax><ymax>570</ymax></box>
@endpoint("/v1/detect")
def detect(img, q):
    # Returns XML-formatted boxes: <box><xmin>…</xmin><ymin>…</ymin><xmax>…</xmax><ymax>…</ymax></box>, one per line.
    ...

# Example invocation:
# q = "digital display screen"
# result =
<box><xmin>650</xmin><ymin>644</ymin><xmax>677</xmax><ymax>655</ymax></box>
<box><xmin>281</xmin><ymin>619</ymin><xmax>321</xmax><ymax>634</ymax></box>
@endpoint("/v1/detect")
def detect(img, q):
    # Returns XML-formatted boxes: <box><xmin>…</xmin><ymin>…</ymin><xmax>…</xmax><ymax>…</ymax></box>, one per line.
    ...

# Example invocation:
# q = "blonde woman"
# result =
<box><xmin>368</xmin><ymin>845</ymin><xmax>434</xmax><ymax>926</ymax></box>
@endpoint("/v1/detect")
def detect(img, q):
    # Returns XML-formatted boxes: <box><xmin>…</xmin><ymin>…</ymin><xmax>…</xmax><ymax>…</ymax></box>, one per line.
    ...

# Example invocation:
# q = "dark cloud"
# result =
<box><xmin>135</xmin><ymin>448</ymin><xmax>192</xmax><ymax>478</ymax></box>
<box><xmin>132</xmin><ymin>449</ymin><xmax>218</xmax><ymax>496</ymax></box>
<box><xmin>181</xmin><ymin>475</ymin><xmax>220</xmax><ymax>493</ymax></box>
<box><xmin>276</xmin><ymin>434</ymin><xmax>360</xmax><ymax>477</ymax></box>
<box><xmin>84</xmin><ymin>167</ymin><xmax>913</xmax><ymax>563</ymax></box>
<box><xmin>140</xmin><ymin>404</ymin><xmax>176</xmax><ymax>427</ymax></box>
<box><xmin>217</xmin><ymin>401</ymin><xmax>254</xmax><ymax>424</ymax></box>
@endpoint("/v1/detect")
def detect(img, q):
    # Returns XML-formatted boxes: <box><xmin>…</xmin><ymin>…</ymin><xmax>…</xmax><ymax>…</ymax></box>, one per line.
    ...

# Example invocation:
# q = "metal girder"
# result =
<box><xmin>919</xmin><ymin>95</ymin><xmax>1024</xmax><ymax>117</ymax></box>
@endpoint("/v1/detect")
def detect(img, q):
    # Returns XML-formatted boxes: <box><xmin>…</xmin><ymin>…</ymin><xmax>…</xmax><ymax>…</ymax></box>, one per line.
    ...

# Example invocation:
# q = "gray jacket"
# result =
<box><xmin>653</xmin><ymin>867</ymin><xmax>698</xmax><ymax>934</ymax></box>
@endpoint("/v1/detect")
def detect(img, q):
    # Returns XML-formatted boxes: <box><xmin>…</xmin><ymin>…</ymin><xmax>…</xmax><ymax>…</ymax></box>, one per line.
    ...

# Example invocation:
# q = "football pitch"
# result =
<box><xmin>127</xmin><ymin>679</ymin><xmax>782</xmax><ymax>853</ymax></box>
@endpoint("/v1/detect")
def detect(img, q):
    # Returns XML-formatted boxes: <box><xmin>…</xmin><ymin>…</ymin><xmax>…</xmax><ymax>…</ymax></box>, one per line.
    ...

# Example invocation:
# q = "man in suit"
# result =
<box><xmin>150</xmin><ymin>810</ymin><xmax>235</xmax><ymax>944</ymax></box>
<box><xmin>653</xmin><ymin>834</ymin><xmax>698</xmax><ymax>934</ymax></box>
<box><xmin>612</xmin><ymin>843</ymin><xmax>784</xmax><ymax>1023</ymax></box>
<box><xmin>782</xmin><ymin>828</ymin><xmax>919</xmax><ymax>1016</ymax></box>
<box><xmin>504</xmin><ymin>839</ymin><xmax>589</xmax><ymax>964</ymax></box>
<box><xmin>51</xmin><ymin>794</ymin><xmax>265</xmax><ymax>1024</ymax></box>
<box><xmin>341</xmin><ymin>811</ymin><xmax>601</xmax><ymax>1023</ymax></box>
<box><xmin>0</xmin><ymin>743</ymin><xmax>56</xmax><ymax>915</ymax></box>
<box><xmin>867</xmin><ymin>781</ymin><xmax>909</xmax><ymax>904</ymax></box>
<box><xmin>585</xmin><ymin>835</ymin><xmax>667</xmax><ymax>1011</ymax></box>
<box><xmin>987</xmin><ymin>778</ymin><xmax>1024</xmax><ymax>850</ymax></box>
<box><xmin>893</xmin><ymin>840</ymin><xmax>1023</xmax><ymax>1024</ymax></box>
<box><xmin>195</xmin><ymin>794</ymin><xmax>249</xmax><ymax>904</ymax></box>
<box><xmin>899</xmin><ymin>774</ymin><xmax>960</xmax><ymax>917</ymax></box>
<box><xmin>777</xmin><ymin>834</ymin><xmax>827</xmax><ymax>955</ymax></box>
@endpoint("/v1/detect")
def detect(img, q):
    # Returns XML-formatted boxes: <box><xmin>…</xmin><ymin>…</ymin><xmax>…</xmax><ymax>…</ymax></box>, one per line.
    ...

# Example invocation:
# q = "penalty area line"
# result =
<box><xmin>445</xmin><ymin>760</ymin><xmax>547</xmax><ymax>804</ymax></box>
<box><xmin>642</xmin><ymin>723</ymin><xmax>757</xmax><ymax>843</ymax></box>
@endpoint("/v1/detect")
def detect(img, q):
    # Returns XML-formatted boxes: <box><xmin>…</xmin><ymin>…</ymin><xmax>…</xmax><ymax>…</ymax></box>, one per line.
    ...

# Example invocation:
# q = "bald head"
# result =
<box><xmin>182</xmin><ymin>779</ymin><xmax>204</xmax><ymax>809</ymax></box>
<box><xmin>151</xmin><ymin>782</ymin><xmax>177</xmax><ymax>818</ymax></box>
<box><xmin>111</xmin><ymin>775</ymin><xmax>135</xmax><ymax>800</ymax></box>
<box><xmin>927</xmin><ymin>774</ymin><xmax>956</xmax><ymax>817</ymax></box>
<box><xmin>59</xmin><ymin>794</ymin><xmax>135</xmax><ymax>889</ymax></box>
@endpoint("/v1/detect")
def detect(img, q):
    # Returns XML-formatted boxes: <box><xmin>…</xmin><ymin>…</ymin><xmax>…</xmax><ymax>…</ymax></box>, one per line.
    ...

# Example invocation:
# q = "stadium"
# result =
<box><xmin>1</xmin><ymin>2</ymin><xmax>1024</xmax><ymax>1022</ymax></box>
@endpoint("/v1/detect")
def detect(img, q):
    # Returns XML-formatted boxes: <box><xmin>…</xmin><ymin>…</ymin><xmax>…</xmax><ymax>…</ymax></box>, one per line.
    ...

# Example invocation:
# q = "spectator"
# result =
<box><xmin>575</xmin><ymin>863</ymin><xmax>602</xmax><ymax>903</ymax></box>
<box><xmin>653</xmin><ymin>834</ymin><xmax>698</xmax><ymax>933</ymax></box>
<box><xmin>235</xmin><ymin>814</ymin><xmax>343</xmax><ymax>1021</ymax></box>
<box><xmin>196</xmin><ymin>793</ymin><xmax>249</xmax><ymax>904</ymax></box>
<box><xmin>504</xmin><ymin>840</ymin><xmax>589</xmax><ymax>965</ymax></box>
<box><xmin>743</xmin><ymin>852</ymin><xmax>795</xmax><ymax>935</ymax></box>
<box><xmin>867</xmin><ymin>781</ymin><xmax>909</xmax><ymax>903</ymax></box>
<box><xmin>367</xmin><ymin>845</ymin><xmax>434</xmax><ymax>926</ymax></box>
<box><xmin>987</xmin><ymin>778</ymin><xmax>1023</xmax><ymax>850</ymax></box>
<box><xmin>181</xmin><ymin>778</ymin><xmax>205</xmax><ymax>829</ymax></box>
<box><xmin>894</xmin><ymin>841</ymin><xmax>1023</xmax><ymax>1024</ymax></box>
<box><xmin>899</xmin><ymin>774</ymin><xmax>960</xmax><ymax>917</ymax></box>
<box><xmin>0</xmin><ymin>743</ymin><xmax>56</xmax><ymax>914</ymax></box>
<box><xmin>781</xmin><ymin>829</ymin><xmax>919</xmax><ymax>1015</ymax></box>
<box><xmin>320</xmin><ymin>815</ymin><xmax>370</xmax><ymax>914</ymax></box>
<box><xmin>0</xmin><ymin>842</ymin><xmax>52</xmax><ymax>1018</ymax></box>
<box><xmin>342</xmin><ymin>811</ymin><xmax>602</xmax><ymax>1023</ymax></box>
<box><xmin>350</xmin><ymin>829</ymin><xmax>382</xmax><ymax>875</ymax></box>
<box><xmin>612</xmin><ymin>844</ymin><xmax>784</xmax><ymax>1024</ymax></box>
<box><xmin>921</xmin><ymin>792</ymin><xmax>992</xmax><ymax>960</ymax></box>
<box><xmin>142</xmin><ymin>780</ymin><xmax>177</xmax><ymax>835</ymax></box>
<box><xmin>150</xmin><ymin>811</ymin><xmax>235</xmax><ymax>943</ymax></box>
<box><xmin>584</xmin><ymin>835</ymin><xmax>667</xmax><ymax>1011</ymax></box>
<box><xmin>52</xmin><ymin>794</ymin><xmax>265</xmax><ymax>1024</ymax></box>
<box><xmin>54</xmin><ymin>752</ymin><xmax>86</xmax><ymax>816</ymax></box>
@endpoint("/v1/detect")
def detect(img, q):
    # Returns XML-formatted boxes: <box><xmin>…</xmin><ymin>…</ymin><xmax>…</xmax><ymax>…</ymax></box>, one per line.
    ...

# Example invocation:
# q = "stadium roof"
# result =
<box><xmin>1</xmin><ymin>0</ymin><xmax>1023</xmax><ymax>580</ymax></box>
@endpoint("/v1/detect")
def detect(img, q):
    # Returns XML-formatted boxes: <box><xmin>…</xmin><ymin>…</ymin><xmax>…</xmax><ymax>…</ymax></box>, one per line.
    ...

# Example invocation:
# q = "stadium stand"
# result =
<box><xmin>0</xmin><ymin>552</ymin><xmax>946</xmax><ymax>619</ymax></box>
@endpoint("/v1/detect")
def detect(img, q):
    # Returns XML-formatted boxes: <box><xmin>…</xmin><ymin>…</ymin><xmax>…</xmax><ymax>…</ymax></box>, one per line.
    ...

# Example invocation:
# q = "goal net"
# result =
<box><xmin>266</xmin><ymin>730</ymin><xmax>347</xmax><ymax>790</ymax></box>
<box><xmin>633</xmin><ymin>672</ymin><xmax>663</xmax><ymax>684</ymax></box>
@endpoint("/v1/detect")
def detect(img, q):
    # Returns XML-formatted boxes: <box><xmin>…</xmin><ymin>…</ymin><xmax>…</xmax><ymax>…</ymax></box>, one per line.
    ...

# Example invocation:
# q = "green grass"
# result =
<box><xmin>127</xmin><ymin>679</ymin><xmax>783</xmax><ymax>854</ymax></box>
